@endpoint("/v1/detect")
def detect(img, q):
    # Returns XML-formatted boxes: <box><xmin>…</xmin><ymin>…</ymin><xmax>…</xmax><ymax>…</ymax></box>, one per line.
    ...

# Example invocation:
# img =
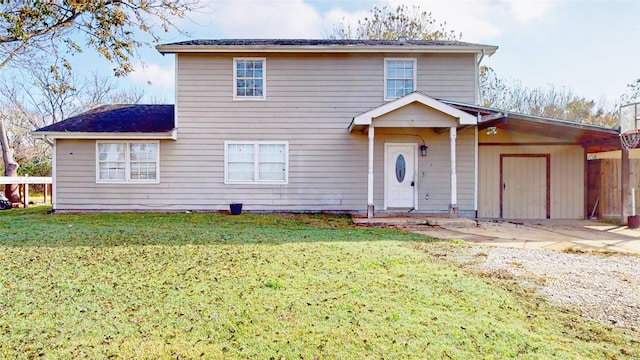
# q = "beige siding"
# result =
<box><xmin>478</xmin><ymin>130</ymin><xmax>585</xmax><ymax>219</ymax></box>
<box><xmin>374</xmin><ymin>103</ymin><xmax>458</xmax><ymax>128</ymax></box>
<box><xmin>55</xmin><ymin>52</ymin><xmax>478</xmax><ymax>212</ymax></box>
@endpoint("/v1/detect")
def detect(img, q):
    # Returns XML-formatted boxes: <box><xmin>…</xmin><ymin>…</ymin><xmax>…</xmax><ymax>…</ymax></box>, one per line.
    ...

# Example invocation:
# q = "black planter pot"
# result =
<box><xmin>230</xmin><ymin>203</ymin><xmax>243</xmax><ymax>215</ymax></box>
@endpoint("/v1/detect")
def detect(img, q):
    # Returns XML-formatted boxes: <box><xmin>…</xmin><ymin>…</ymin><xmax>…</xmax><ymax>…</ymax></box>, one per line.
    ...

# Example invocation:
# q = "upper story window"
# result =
<box><xmin>225</xmin><ymin>141</ymin><xmax>288</xmax><ymax>184</ymax></box>
<box><xmin>234</xmin><ymin>58</ymin><xmax>266</xmax><ymax>100</ymax></box>
<box><xmin>96</xmin><ymin>141</ymin><xmax>159</xmax><ymax>183</ymax></box>
<box><xmin>384</xmin><ymin>58</ymin><xmax>416</xmax><ymax>100</ymax></box>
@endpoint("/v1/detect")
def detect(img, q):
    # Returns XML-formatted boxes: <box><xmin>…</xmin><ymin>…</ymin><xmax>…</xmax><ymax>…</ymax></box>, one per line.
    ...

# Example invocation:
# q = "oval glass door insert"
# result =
<box><xmin>395</xmin><ymin>155</ymin><xmax>406</xmax><ymax>183</ymax></box>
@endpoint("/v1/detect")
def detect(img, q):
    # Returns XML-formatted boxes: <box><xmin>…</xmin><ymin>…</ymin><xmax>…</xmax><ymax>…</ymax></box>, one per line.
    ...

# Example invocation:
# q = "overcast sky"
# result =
<box><xmin>109</xmin><ymin>0</ymin><xmax>640</xmax><ymax>107</ymax></box>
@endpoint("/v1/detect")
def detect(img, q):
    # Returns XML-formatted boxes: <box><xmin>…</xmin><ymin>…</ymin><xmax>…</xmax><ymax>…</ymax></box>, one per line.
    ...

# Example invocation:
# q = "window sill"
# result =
<box><xmin>233</xmin><ymin>97</ymin><xmax>266</xmax><ymax>101</ymax></box>
<box><xmin>96</xmin><ymin>180</ymin><xmax>160</xmax><ymax>185</ymax></box>
<box><xmin>224</xmin><ymin>181</ymin><xmax>288</xmax><ymax>185</ymax></box>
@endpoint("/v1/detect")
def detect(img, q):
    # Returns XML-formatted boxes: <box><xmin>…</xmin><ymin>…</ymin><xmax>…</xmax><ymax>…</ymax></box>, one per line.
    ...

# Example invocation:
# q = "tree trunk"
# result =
<box><xmin>0</xmin><ymin>116</ymin><xmax>20</xmax><ymax>203</ymax></box>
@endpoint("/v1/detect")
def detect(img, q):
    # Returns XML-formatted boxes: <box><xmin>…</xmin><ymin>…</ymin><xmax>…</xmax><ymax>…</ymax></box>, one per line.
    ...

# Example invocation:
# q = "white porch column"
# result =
<box><xmin>367</xmin><ymin>126</ymin><xmax>375</xmax><ymax>218</ymax></box>
<box><xmin>449</xmin><ymin>126</ymin><xmax>458</xmax><ymax>218</ymax></box>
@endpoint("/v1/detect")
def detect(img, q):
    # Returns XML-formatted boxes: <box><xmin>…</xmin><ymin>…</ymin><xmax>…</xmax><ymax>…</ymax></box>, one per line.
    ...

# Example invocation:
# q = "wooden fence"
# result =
<box><xmin>0</xmin><ymin>176</ymin><xmax>53</xmax><ymax>208</ymax></box>
<box><xmin>587</xmin><ymin>159</ymin><xmax>640</xmax><ymax>219</ymax></box>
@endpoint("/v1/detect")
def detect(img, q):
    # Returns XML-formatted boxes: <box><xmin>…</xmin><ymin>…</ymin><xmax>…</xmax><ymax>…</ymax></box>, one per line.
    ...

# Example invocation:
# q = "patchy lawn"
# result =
<box><xmin>0</xmin><ymin>208</ymin><xmax>637</xmax><ymax>359</ymax></box>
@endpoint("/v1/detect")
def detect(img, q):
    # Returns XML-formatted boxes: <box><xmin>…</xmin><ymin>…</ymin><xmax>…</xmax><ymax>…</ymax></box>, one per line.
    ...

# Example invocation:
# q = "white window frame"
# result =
<box><xmin>233</xmin><ymin>57</ymin><xmax>266</xmax><ymax>100</ymax></box>
<box><xmin>384</xmin><ymin>58</ymin><xmax>417</xmax><ymax>101</ymax></box>
<box><xmin>224</xmin><ymin>141</ymin><xmax>289</xmax><ymax>184</ymax></box>
<box><xmin>95</xmin><ymin>140</ymin><xmax>160</xmax><ymax>184</ymax></box>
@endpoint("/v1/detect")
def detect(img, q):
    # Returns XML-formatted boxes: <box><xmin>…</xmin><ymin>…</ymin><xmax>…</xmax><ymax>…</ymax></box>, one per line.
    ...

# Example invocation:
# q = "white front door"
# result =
<box><xmin>385</xmin><ymin>144</ymin><xmax>417</xmax><ymax>209</ymax></box>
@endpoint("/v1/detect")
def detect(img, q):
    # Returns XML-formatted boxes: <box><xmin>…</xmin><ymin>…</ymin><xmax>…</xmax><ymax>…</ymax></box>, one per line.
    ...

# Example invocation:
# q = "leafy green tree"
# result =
<box><xmin>0</xmin><ymin>0</ymin><xmax>196</xmax><ymax>203</ymax></box>
<box><xmin>329</xmin><ymin>5</ymin><xmax>461</xmax><ymax>41</ymax></box>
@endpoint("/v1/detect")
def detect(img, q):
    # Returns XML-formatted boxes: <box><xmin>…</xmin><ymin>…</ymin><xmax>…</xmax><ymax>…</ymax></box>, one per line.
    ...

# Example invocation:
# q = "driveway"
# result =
<box><xmin>410</xmin><ymin>219</ymin><xmax>640</xmax><ymax>254</ymax></box>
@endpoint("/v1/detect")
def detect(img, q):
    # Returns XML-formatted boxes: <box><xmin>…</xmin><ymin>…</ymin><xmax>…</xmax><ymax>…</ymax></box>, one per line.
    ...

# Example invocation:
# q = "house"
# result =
<box><xmin>33</xmin><ymin>39</ymin><xmax>621</xmax><ymax>219</ymax></box>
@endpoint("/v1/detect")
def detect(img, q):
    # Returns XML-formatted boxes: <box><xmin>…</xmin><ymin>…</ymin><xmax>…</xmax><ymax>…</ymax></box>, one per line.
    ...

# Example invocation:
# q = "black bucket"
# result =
<box><xmin>628</xmin><ymin>215</ymin><xmax>640</xmax><ymax>229</ymax></box>
<box><xmin>230</xmin><ymin>203</ymin><xmax>243</xmax><ymax>215</ymax></box>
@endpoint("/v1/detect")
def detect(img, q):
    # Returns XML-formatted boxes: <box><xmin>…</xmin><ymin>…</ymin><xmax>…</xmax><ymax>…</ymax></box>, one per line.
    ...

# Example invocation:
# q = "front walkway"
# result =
<box><xmin>352</xmin><ymin>216</ymin><xmax>640</xmax><ymax>254</ymax></box>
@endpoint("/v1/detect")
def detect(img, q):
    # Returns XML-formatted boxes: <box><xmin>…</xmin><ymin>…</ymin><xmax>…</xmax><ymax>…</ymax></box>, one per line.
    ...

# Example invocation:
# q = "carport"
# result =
<box><xmin>444</xmin><ymin>101</ymin><xmax>624</xmax><ymax>222</ymax></box>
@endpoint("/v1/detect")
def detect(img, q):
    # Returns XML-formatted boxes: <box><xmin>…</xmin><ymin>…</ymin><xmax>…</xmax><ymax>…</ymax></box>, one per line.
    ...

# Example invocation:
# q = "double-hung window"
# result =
<box><xmin>384</xmin><ymin>58</ymin><xmax>416</xmax><ymax>100</ymax></box>
<box><xmin>234</xmin><ymin>58</ymin><xmax>266</xmax><ymax>100</ymax></box>
<box><xmin>96</xmin><ymin>141</ymin><xmax>159</xmax><ymax>183</ymax></box>
<box><xmin>225</xmin><ymin>142</ymin><xmax>288</xmax><ymax>184</ymax></box>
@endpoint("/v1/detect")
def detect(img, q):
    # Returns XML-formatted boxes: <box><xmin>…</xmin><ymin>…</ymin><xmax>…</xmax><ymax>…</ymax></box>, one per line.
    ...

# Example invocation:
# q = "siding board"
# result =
<box><xmin>478</xmin><ymin>129</ymin><xmax>585</xmax><ymax>219</ymax></box>
<box><xmin>55</xmin><ymin>51</ymin><xmax>479</xmax><ymax>212</ymax></box>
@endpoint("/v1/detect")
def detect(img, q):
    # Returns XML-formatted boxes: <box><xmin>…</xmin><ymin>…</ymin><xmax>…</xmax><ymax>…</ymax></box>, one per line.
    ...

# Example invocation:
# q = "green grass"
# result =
<box><xmin>0</xmin><ymin>207</ymin><xmax>638</xmax><ymax>359</ymax></box>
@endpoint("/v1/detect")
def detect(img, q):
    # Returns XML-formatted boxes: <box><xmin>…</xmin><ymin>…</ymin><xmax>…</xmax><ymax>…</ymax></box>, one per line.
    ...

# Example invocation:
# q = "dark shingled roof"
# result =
<box><xmin>161</xmin><ymin>38</ymin><xmax>489</xmax><ymax>48</ymax></box>
<box><xmin>35</xmin><ymin>104</ymin><xmax>174</xmax><ymax>133</ymax></box>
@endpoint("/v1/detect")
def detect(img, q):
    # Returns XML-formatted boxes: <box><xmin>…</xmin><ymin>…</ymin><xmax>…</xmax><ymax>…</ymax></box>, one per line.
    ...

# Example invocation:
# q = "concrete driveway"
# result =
<box><xmin>353</xmin><ymin>216</ymin><xmax>640</xmax><ymax>254</ymax></box>
<box><xmin>412</xmin><ymin>219</ymin><xmax>640</xmax><ymax>254</ymax></box>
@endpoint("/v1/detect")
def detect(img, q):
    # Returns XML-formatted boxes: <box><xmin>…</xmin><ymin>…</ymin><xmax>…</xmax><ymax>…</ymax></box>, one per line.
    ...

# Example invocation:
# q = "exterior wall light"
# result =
<box><xmin>420</xmin><ymin>144</ymin><xmax>428</xmax><ymax>157</ymax></box>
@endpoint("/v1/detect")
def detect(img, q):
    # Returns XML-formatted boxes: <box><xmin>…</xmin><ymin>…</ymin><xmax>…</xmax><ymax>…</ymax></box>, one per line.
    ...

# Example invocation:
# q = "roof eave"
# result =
<box><xmin>501</xmin><ymin>113</ymin><xmax>619</xmax><ymax>134</ymax></box>
<box><xmin>31</xmin><ymin>129</ymin><xmax>178</xmax><ymax>140</ymax></box>
<box><xmin>157</xmin><ymin>44</ymin><xmax>498</xmax><ymax>55</ymax></box>
<box><xmin>442</xmin><ymin>99</ymin><xmax>619</xmax><ymax>134</ymax></box>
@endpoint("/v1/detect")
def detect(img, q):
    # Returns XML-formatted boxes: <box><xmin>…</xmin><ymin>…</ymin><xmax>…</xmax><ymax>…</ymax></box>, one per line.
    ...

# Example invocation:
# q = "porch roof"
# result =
<box><xmin>348</xmin><ymin>92</ymin><xmax>477</xmax><ymax>133</ymax></box>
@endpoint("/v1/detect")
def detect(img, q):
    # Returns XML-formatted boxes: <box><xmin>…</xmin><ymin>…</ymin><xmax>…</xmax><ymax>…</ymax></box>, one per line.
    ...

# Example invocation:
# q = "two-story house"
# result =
<box><xmin>33</xmin><ymin>39</ymin><xmax>620</xmax><ymax>218</ymax></box>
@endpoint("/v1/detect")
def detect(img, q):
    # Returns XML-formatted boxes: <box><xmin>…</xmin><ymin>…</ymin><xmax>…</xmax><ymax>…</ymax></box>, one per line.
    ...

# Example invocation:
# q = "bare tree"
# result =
<box><xmin>480</xmin><ymin>66</ymin><xmax>618</xmax><ymax>127</ymax></box>
<box><xmin>0</xmin><ymin>0</ymin><xmax>198</xmax><ymax>203</ymax></box>
<box><xmin>621</xmin><ymin>79</ymin><xmax>640</xmax><ymax>105</ymax></box>
<box><xmin>328</xmin><ymin>5</ymin><xmax>461</xmax><ymax>41</ymax></box>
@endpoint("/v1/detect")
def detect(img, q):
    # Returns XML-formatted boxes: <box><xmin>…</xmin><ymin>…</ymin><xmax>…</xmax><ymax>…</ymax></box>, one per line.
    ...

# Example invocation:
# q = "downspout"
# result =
<box><xmin>477</xmin><ymin>49</ymin><xmax>486</xmax><ymax>65</ymax></box>
<box><xmin>43</xmin><ymin>135</ymin><xmax>54</xmax><ymax>147</ymax></box>
<box><xmin>51</xmin><ymin>138</ymin><xmax>57</xmax><ymax>211</ymax></box>
<box><xmin>474</xmin><ymin>114</ymin><xmax>479</xmax><ymax>216</ymax></box>
<box><xmin>476</xmin><ymin>49</ymin><xmax>486</xmax><ymax>105</ymax></box>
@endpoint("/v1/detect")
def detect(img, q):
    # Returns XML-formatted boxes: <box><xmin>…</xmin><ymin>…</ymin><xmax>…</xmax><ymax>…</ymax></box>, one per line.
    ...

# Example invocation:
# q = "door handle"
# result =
<box><xmin>411</xmin><ymin>181</ymin><xmax>415</xmax><ymax>187</ymax></box>
<box><xmin>503</xmin><ymin>183</ymin><xmax>506</xmax><ymax>190</ymax></box>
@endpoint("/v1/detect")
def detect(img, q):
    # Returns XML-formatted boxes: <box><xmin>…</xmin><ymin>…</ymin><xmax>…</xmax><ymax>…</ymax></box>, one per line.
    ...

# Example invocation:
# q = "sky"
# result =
<box><xmin>97</xmin><ymin>0</ymin><xmax>640</xmax><ymax>107</ymax></box>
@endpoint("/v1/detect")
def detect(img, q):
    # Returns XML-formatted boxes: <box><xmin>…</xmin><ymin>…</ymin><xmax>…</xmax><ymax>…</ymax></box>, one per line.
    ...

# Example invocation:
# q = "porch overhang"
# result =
<box><xmin>348</xmin><ymin>92</ymin><xmax>477</xmax><ymax>133</ymax></box>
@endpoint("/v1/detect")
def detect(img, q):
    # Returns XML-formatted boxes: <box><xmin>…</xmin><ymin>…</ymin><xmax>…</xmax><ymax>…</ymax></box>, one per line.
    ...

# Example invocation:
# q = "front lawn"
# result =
<box><xmin>0</xmin><ymin>208</ymin><xmax>637</xmax><ymax>358</ymax></box>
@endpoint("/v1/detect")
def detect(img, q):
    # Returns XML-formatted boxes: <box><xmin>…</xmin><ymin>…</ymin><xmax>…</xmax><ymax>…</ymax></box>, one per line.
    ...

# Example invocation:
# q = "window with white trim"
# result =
<box><xmin>234</xmin><ymin>58</ymin><xmax>266</xmax><ymax>100</ymax></box>
<box><xmin>96</xmin><ymin>141</ymin><xmax>159</xmax><ymax>183</ymax></box>
<box><xmin>225</xmin><ymin>142</ymin><xmax>288</xmax><ymax>183</ymax></box>
<box><xmin>384</xmin><ymin>58</ymin><xmax>416</xmax><ymax>99</ymax></box>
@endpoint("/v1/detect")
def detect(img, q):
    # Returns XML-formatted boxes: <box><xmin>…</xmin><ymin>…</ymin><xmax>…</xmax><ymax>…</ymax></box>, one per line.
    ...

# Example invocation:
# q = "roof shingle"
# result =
<box><xmin>34</xmin><ymin>104</ymin><xmax>174</xmax><ymax>133</ymax></box>
<box><xmin>161</xmin><ymin>39</ymin><xmax>487</xmax><ymax>47</ymax></box>
<box><xmin>157</xmin><ymin>39</ymin><xmax>498</xmax><ymax>55</ymax></box>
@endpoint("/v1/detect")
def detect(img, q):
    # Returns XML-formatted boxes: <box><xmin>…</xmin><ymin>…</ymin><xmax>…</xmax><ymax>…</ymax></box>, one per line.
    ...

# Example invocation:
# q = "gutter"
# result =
<box><xmin>30</xmin><ymin>129</ymin><xmax>178</xmax><ymax>141</ymax></box>
<box><xmin>157</xmin><ymin>44</ymin><xmax>498</xmax><ymax>55</ymax></box>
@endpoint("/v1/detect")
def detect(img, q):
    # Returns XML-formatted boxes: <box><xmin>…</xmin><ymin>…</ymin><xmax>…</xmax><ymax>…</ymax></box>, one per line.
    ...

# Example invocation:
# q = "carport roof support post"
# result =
<box><xmin>621</xmin><ymin>148</ymin><xmax>630</xmax><ymax>225</ymax></box>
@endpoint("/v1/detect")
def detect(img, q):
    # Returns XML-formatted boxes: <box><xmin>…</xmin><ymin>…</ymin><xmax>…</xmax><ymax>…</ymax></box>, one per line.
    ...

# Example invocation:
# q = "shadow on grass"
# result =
<box><xmin>0</xmin><ymin>206</ymin><xmax>436</xmax><ymax>247</ymax></box>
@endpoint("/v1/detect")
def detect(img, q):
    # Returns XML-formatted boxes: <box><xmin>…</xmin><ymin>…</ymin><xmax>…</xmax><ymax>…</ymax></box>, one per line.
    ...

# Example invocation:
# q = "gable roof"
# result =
<box><xmin>32</xmin><ymin>104</ymin><xmax>176</xmax><ymax>140</ymax></box>
<box><xmin>157</xmin><ymin>39</ymin><xmax>497</xmax><ymax>55</ymax></box>
<box><xmin>349</xmin><ymin>92</ymin><xmax>477</xmax><ymax>132</ymax></box>
<box><xmin>443</xmin><ymin>100</ymin><xmax>621</xmax><ymax>153</ymax></box>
